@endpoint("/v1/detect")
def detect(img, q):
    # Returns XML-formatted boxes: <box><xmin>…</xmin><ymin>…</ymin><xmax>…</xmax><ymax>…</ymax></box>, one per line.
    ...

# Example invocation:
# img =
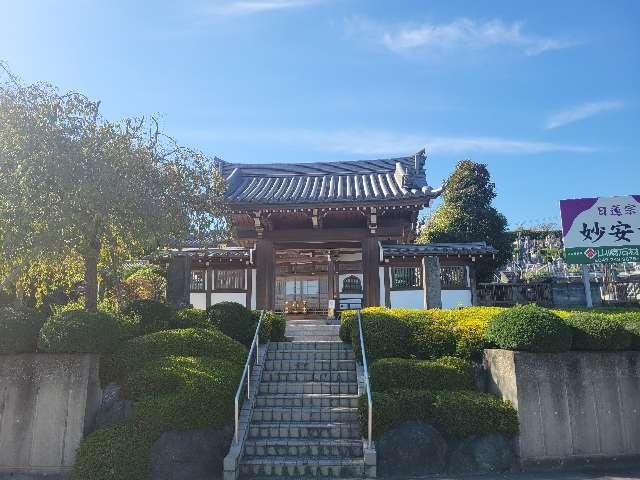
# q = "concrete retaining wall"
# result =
<box><xmin>484</xmin><ymin>349</ymin><xmax>640</xmax><ymax>469</ymax></box>
<box><xmin>0</xmin><ymin>354</ymin><xmax>101</xmax><ymax>474</ymax></box>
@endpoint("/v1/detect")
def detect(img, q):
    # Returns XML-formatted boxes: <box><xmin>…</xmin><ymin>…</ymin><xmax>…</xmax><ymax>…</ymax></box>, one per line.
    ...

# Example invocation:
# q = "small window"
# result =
<box><xmin>214</xmin><ymin>269</ymin><xmax>245</xmax><ymax>291</ymax></box>
<box><xmin>342</xmin><ymin>275</ymin><xmax>362</xmax><ymax>294</ymax></box>
<box><xmin>191</xmin><ymin>270</ymin><xmax>205</xmax><ymax>292</ymax></box>
<box><xmin>391</xmin><ymin>267</ymin><xmax>422</xmax><ymax>289</ymax></box>
<box><xmin>441</xmin><ymin>266</ymin><xmax>469</xmax><ymax>289</ymax></box>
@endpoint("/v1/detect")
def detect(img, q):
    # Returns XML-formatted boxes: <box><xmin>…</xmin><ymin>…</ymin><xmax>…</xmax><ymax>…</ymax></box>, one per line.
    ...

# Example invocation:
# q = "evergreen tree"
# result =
<box><xmin>417</xmin><ymin>160</ymin><xmax>511</xmax><ymax>281</ymax></box>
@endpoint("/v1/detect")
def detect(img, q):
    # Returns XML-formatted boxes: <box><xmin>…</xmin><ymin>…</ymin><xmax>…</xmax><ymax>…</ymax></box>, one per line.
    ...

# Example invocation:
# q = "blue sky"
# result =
<box><xmin>2</xmin><ymin>0</ymin><xmax>639</xmax><ymax>228</ymax></box>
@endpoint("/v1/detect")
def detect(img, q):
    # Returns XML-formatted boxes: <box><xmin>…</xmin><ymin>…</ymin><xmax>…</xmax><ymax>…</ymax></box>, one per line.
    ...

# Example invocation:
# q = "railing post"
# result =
<box><xmin>233</xmin><ymin>310</ymin><xmax>266</xmax><ymax>446</ymax></box>
<box><xmin>234</xmin><ymin>396</ymin><xmax>239</xmax><ymax>444</ymax></box>
<box><xmin>357</xmin><ymin>310</ymin><xmax>373</xmax><ymax>449</ymax></box>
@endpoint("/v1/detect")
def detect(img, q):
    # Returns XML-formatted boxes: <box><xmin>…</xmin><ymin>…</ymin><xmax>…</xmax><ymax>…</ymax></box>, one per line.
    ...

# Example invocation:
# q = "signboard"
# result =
<box><xmin>560</xmin><ymin>195</ymin><xmax>640</xmax><ymax>264</ymax></box>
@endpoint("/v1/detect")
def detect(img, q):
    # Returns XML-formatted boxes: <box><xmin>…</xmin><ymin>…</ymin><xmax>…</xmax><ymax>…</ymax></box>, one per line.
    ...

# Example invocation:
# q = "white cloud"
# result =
<box><xmin>545</xmin><ymin>100</ymin><xmax>625</xmax><ymax>129</ymax></box>
<box><xmin>184</xmin><ymin>127</ymin><xmax>595</xmax><ymax>156</ymax></box>
<box><xmin>202</xmin><ymin>0</ymin><xmax>323</xmax><ymax>16</ymax></box>
<box><xmin>348</xmin><ymin>17</ymin><xmax>575</xmax><ymax>57</ymax></box>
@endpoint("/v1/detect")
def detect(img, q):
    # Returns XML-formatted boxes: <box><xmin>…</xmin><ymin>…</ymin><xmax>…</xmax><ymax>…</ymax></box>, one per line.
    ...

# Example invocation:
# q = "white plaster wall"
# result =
<box><xmin>338</xmin><ymin>252</ymin><xmax>362</xmax><ymax>262</ymax></box>
<box><xmin>441</xmin><ymin>290</ymin><xmax>472</xmax><ymax>309</ymax></box>
<box><xmin>190</xmin><ymin>293</ymin><xmax>207</xmax><ymax>310</ymax></box>
<box><xmin>251</xmin><ymin>268</ymin><xmax>257</xmax><ymax>310</ymax></box>
<box><xmin>211</xmin><ymin>292</ymin><xmax>247</xmax><ymax>306</ymax></box>
<box><xmin>379</xmin><ymin>267</ymin><xmax>385</xmax><ymax>306</ymax></box>
<box><xmin>389</xmin><ymin>290</ymin><xmax>424</xmax><ymax>309</ymax></box>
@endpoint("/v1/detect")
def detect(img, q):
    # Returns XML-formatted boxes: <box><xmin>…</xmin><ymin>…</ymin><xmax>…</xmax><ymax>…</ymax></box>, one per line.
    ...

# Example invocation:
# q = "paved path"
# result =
<box><xmin>390</xmin><ymin>468</ymin><xmax>640</xmax><ymax>480</ymax></box>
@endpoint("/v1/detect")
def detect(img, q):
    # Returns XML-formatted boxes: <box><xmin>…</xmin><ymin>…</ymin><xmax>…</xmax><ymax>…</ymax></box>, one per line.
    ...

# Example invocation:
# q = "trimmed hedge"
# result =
<box><xmin>258</xmin><ymin>310</ymin><xmax>286</xmax><ymax>343</ymax></box>
<box><xmin>122</xmin><ymin>300</ymin><xmax>175</xmax><ymax>334</ymax></box>
<box><xmin>174</xmin><ymin>307</ymin><xmax>211</xmax><ymax>329</ymax></box>
<box><xmin>0</xmin><ymin>305</ymin><xmax>43</xmax><ymax>354</ymax></box>
<box><xmin>484</xmin><ymin>304</ymin><xmax>572</xmax><ymax>353</ymax></box>
<box><xmin>343</xmin><ymin>307</ymin><xmax>505</xmax><ymax>360</ymax></box>
<box><xmin>38</xmin><ymin>310</ymin><xmax>137</xmax><ymax>354</ymax></box>
<box><xmin>115</xmin><ymin>328</ymin><xmax>247</xmax><ymax>376</ymax></box>
<box><xmin>351</xmin><ymin>308</ymin><xmax>412</xmax><ymax>362</ymax></box>
<box><xmin>369</xmin><ymin>356</ymin><xmax>474</xmax><ymax>392</ymax></box>
<box><xmin>71</xmin><ymin>423</ymin><xmax>153</xmax><ymax>480</ymax></box>
<box><xmin>125</xmin><ymin>356</ymin><xmax>242</xmax><ymax>401</ymax></box>
<box><xmin>613</xmin><ymin>312</ymin><xmax>640</xmax><ymax>350</ymax></box>
<box><xmin>131</xmin><ymin>356</ymin><xmax>243</xmax><ymax>434</ymax></box>
<box><xmin>339</xmin><ymin>310</ymin><xmax>357</xmax><ymax>343</ymax></box>
<box><xmin>207</xmin><ymin>302</ymin><xmax>255</xmax><ymax>347</ymax></box>
<box><xmin>361</xmin><ymin>389</ymin><xmax>518</xmax><ymax>440</ymax></box>
<box><xmin>564</xmin><ymin>312</ymin><xmax>632</xmax><ymax>351</ymax></box>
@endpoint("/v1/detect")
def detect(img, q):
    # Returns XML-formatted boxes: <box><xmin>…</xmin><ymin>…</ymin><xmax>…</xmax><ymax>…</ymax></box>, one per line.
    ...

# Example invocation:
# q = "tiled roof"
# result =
<box><xmin>383</xmin><ymin>242</ymin><xmax>498</xmax><ymax>257</ymax></box>
<box><xmin>148</xmin><ymin>247</ymin><xmax>250</xmax><ymax>261</ymax></box>
<box><xmin>219</xmin><ymin>150</ymin><xmax>441</xmax><ymax>207</ymax></box>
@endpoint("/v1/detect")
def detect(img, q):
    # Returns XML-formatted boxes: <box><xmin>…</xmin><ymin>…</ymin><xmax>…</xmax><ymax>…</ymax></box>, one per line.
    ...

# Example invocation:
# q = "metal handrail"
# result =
<box><xmin>234</xmin><ymin>309</ymin><xmax>265</xmax><ymax>444</ymax></box>
<box><xmin>356</xmin><ymin>310</ymin><xmax>373</xmax><ymax>448</ymax></box>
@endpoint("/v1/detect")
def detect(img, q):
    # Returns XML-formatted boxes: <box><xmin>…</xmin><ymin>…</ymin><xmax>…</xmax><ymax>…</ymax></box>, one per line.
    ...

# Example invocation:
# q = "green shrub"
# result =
<box><xmin>405</xmin><ymin>314</ymin><xmax>457</xmax><ymax>359</ymax></box>
<box><xmin>258</xmin><ymin>310</ymin><xmax>286</xmax><ymax>342</ymax></box>
<box><xmin>135</xmin><ymin>383</ymin><xmax>237</xmax><ymax>435</ymax></box>
<box><xmin>38</xmin><ymin>310</ymin><xmax>137</xmax><ymax>354</ymax></box>
<box><xmin>369</xmin><ymin>356</ymin><xmax>474</xmax><ymax>392</ymax></box>
<box><xmin>361</xmin><ymin>389</ymin><xmax>518</xmax><ymax>440</ymax></box>
<box><xmin>484</xmin><ymin>304</ymin><xmax>572</xmax><ymax>353</ymax></box>
<box><xmin>115</xmin><ymin>328</ymin><xmax>247</xmax><ymax>375</ymax></box>
<box><xmin>207</xmin><ymin>302</ymin><xmax>256</xmax><ymax>347</ymax></box>
<box><xmin>122</xmin><ymin>300</ymin><xmax>175</xmax><ymax>334</ymax></box>
<box><xmin>340</xmin><ymin>310</ymin><xmax>357</xmax><ymax>343</ymax></box>
<box><xmin>615</xmin><ymin>312</ymin><xmax>640</xmax><ymax>350</ymax></box>
<box><xmin>0</xmin><ymin>305</ymin><xmax>43</xmax><ymax>354</ymax></box>
<box><xmin>129</xmin><ymin>355</ymin><xmax>242</xmax><ymax>434</ymax></box>
<box><xmin>125</xmin><ymin>356</ymin><xmax>242</xmax><ymax>401</ymax></box>
<box><xmin>71</xmin><ymin>423</ymin><xmax>153</xmax><ymax>480</ymax></box>
<box><xmin>351</xmin><ymin>309</ymin><xmax>412</xmax><ymax>362</ymax></box>
<box><xmin>564</xmin><ymin>312</ymin><xmax>632</xmax><ymax>351</ymax></box>
<box><xmin>175</xmin><ymin>307</ymin><xmax>211</xmax><ymax>329</ymax></box>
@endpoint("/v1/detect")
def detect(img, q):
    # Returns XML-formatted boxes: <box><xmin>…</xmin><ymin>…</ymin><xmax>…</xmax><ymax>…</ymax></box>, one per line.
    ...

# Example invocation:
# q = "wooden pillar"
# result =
<box><xmin>468</xmin><ymin>263</ymin><xmax>478</xmax><ymax>306</ymax></box>
<box><xmin>383</xmin><ymin>265</ymin><xmax>391</xmax><ymax>308</ymax></box>
<box><xmin>205</xmin><ymin>266</ymin><xmax>213</xmax><ymax>309</ymax></box>
<box><xmin>166</xmin><ymin>255</ymin><xmax>191</xmax><ymax>308</ymax></box>
<box><xmin>246</xmin><ymin>267</ymin><xmax>253</xmax><ymax>309</ymax></box>
<box><xmin>361</xmin><ymin>237</ymin><xmax>380</xmax><ymax>307</ymax></box>
<box><xmin>255</xmin><ymin>239</ymin><xmax>275</xmax><ymax>310</ymax></box>
<box><xmin>422</xmin><ymin>256</ymin><xmax>442</xmax><ymax>309</ymax></box>
<box><xmin>327</xmin><ymin>255</ymin><xmax>336</xmax><ymax>302</ymax></box>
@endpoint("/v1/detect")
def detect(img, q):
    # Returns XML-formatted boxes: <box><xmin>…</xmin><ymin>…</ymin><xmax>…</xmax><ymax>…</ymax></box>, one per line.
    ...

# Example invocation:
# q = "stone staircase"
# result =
<box><xmin>237</xmin><ymin>319</ymin><xmax>374</xmax><ymax>479</ymax></box>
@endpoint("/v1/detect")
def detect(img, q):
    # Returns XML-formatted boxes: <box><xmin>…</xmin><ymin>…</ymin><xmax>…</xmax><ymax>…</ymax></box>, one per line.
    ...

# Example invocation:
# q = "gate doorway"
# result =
<box><xmin>275</xmin><ymin>275</ymin><xmax>328</xmax><ymax>316</ymax></box>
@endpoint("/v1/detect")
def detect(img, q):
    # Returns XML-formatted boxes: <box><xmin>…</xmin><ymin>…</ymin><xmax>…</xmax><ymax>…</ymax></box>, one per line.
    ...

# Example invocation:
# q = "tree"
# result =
<box><xmin>0</xmin><ymin>64</ymin><xmax>227</xmax><ymax>311</ymax></box>
<box><xmin>417</xmin><ymin>160</ymin><xmax>511</xmax><ymax>280</ymax></box>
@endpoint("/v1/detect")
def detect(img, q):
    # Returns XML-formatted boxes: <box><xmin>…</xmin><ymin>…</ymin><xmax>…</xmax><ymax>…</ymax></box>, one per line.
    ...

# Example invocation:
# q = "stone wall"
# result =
<box><xmin>484</xmin><ymin>349</ymin><xmax>640</xmax><ymax>469</ymax></box>
<box><xmin>0</xmin><ymin>354</ymin><xmax>101</xmax><ymax>474</ymax></box>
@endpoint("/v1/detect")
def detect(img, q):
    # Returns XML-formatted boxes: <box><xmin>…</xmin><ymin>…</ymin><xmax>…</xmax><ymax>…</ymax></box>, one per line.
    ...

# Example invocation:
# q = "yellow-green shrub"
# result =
<box><xmin>362</xmin><ymin>389</ymin><xmax>518</xmax><ymax>440</ymax></box>
<box><xmin>369</xmin><ymin>356</ymin><xmax>473</xmax><ymax>391</ymax></box>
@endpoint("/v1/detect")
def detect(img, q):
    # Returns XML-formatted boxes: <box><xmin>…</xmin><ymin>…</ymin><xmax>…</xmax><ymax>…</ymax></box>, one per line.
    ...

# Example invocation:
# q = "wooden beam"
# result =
<box><xmin>255</xmin><ymin>239</ymin><xmax>275</xmax><ymax>309</ymax></box>
<box><xmin>246</xmin><ymin>268</ymin><xmax>253</xmax><ymax>309</ymax></box>
<box><xmin>361</xmin><ymin>237</ymin><xmax>380</xmax><ymax>307</ymax></box>
<box><xmin>384</xmin><ymin>266</ymin><xmax>391</xmax><ymax>308</ymax></box>
<box><xmin>206</xmin><ymin>267</ymin><xmax>213</xmax><ymax>309</ymax></box>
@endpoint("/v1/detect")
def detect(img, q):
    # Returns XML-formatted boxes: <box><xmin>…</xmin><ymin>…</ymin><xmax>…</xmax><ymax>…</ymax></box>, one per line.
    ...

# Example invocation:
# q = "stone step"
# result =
<box><xmin>263</xmin><ymin>359</ymin><xmax>356</xmax><ymax>372</ymax></box>
<box><xmin>267</xmin><ymin>350</ymin><xmax>354</xmax><ymax>361</ymax></box>
<box><xmin>270</xmin><ymin>342</ymin><xmax>350</xmax><ymax>351</ymax></box>
<box><xmin>248</xmin><ymin>421</ymin><xmax>360</xmax><ymax>440</ymax></box>
<box><xmin>252</xmin><ymin>406</ymin><xmax>358</xmax><ymax>423</ymax></box>
<box><xmin>244</xmin><ymin>438</ymin><xmax>364</xmax><ymax>458</ymax></box>
<box><xmin>258</xmin><ymin>381</ymin><xmax>358</xmax><ymax>395</ymax></box>
<box><xmin>261</xmin><ymin>370</ymin><xmax>357</xmax><ymax>383</ymax></box>
<box><xmin>239</xmin><ymin>456</ymin><xmax>365</xmax><ymax>478</ymax></box>
<box><xmin>254</xmin><ymin>393</ymin><xmax>360</xmax><ymax>408</ymax></box>
<box><xmin>285</xmin><ymin>319</ymin><xmax>339</xmax><ymax>325</ymax></box>
<box><xmin>285</xmin><ymin>335</ymin><xmax>342</xmax><ymax>342</ymax></box>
